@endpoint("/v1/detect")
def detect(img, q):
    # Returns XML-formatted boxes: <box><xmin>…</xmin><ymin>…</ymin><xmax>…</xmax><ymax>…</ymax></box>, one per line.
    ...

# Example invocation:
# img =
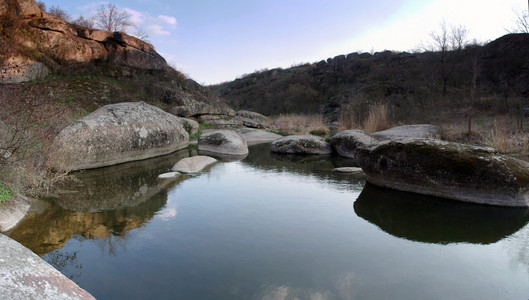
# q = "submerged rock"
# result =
<box><xmin>198</xmin><ymin>130</ymin><xmax>248</xmax><ymax>156</ymax></box>
<box><xmin>0</xmin><ymin>234</ymin><xmax>95</xmax><ymax>299</ymax></box>
<box><xmin>50</xmin><ymin>102</ymin><xmax>189</xmax><ymax>171</ymax></box>
<box><xmin>330</xmin><ymin>130</ymin><xmax>377</xmax><ymax>158</ymax></box>
<box><xmin>271</xmin><ymin>135</ymin><xmax>332</xmax><ymax>155</ymax></box>
<box><xmin>355</xmin><ymin>139</ymin><xmax>529</xmax><ymax>207</ymax></box>
<box><xmin>172</xmin><ymin>156</ymin><xmax>217</xmax><ymax>174</ymax></box>
<box><xmin>370</xmin><ymin>124</ymin><xmax>440</xmax><ymax>141</ymax></box>
<box><xmin>332</xmin><ymin>167</ymin><xmax>364</xmax><ymax>174</ymax></box>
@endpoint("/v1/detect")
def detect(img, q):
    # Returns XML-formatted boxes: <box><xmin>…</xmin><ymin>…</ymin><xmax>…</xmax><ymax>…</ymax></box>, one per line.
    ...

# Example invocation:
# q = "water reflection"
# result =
<box><xmin>9</xmin><ymin>149</ymin><xmax>191</xmax><ymax>255</ymax></box>
<box><xmin>52</xmin><ymin>149</ymin><xmax>189</xmax><ymax>212</ymax></box>
<box><xmin>354</xmin><ymin>183</ymin><xmax>529</xmax><ymax>244</ymax></box>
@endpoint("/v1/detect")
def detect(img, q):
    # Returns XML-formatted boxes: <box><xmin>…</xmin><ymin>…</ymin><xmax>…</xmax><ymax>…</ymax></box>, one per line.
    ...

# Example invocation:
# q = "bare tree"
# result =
<box><xmin>72</xmin><ymin>16</ymin><xmax>95</xmax><ymax>30</ymax></box>
<box><xmin>36</xmin><ymin>1</ymin><xmax>46</xmax><ymax>11</ymax></box>
<box><xmin>510</xmin><ymin>8</ymin><xmax>529</xmax><ymax>33</ymax></box>
<box><xmin>48</xmin><ymin>6</ymin><xmax>71</xmax><ymax>22</ymax></box>
<box><xmin>96</xmin><ymin>4</ymin><xmax>133</xmax><ymax>33</ymax></box>
<box><xmin>430</xmin><ymin>21</ymin><xmax>468</xmax><ymax>96</ymax></box>
<box><xmin>133</xmin><ymin>28</ymin><xmax>150</xmax><ymax>42</ymax></box>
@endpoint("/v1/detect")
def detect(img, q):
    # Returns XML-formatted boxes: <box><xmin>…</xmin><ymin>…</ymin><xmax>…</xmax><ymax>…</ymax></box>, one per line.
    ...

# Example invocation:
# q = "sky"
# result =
<box><xmin>41</xmin><ymin>0</ymin><xmax>527</xmax><ymax>84</ymax></box>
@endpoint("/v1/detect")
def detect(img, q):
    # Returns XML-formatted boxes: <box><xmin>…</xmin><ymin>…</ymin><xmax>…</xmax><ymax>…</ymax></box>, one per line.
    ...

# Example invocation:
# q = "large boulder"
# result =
<box><xmin>271</xmin><ymin>135</ymin><xmax>332</xmax><ymax>155</ymax></box>
<box><xmin>235</xmin><ymin>110</ymin><xmax>270</xmax><ymax>129</ymax></box>
<box><xmin>198</xmin><ymin>130</ymin><xmax>248</xmax><ymax>156</ymax></box>
<box><xmin>355</xmin><ymin>139</ymin><xmax>529</xmax><ymax>207</ymax></box>
<box><xmin>172</xmin><ymin>156</ymin><xmax>217</xmax><ymax>174</ymax></box>
<box><xmin>0</xmin><ymin>234</ymin><xmax>95</xmax><ymax>299</ymax></box>
<box><xmin>371</xmin><ymin>124</ymin><xmax>440</xmax><ymax>141</ymax></box>
<box><xmin>330</xmin><ymin>130</ymin><xmax>377</xmax><ymax>158</ymax></box>
<box><xmin>50</xmin><ymin>102</ymin><xmax>189</xmax><ymax>171</ymax></box>
<box><xmin>0</xmin><ymin>0</ymin><xmax>41</xmax><ymax>17</ymax></box>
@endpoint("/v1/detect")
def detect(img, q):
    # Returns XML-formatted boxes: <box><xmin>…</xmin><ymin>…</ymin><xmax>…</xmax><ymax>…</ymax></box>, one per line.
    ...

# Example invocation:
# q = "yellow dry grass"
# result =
<box><xmin>271</xmin><ymin>113</ymin><xmax>329</xmax><ymax>136</ymax></box>
<box><xmin>363</xmin><ymin>103</ymin><xmax>391</xmax><ymax>133</ymax></box>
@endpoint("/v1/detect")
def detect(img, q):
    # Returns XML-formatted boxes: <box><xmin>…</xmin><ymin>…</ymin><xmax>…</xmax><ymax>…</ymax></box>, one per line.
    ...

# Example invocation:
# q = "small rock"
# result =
<box><xmin>332</xmin><ymin>167</ymin><xmax>364</xmax><ymax>174</ymax></box>
<box><xmin>271</xmin><ymin>135</ymin><xmax>331</xmax><ymax>155</ymax></box>
<box><xmin>172</xmin><ymin>156</ymin><xmax>217</xmax><ymax>174</ymax></box>
<box><xmin>158</xmin><ymin>172</ymin><xmax>180</xmax><ymax>179</ymax></box>
<box><xmin>179</xmin><ymin>118</ymin><xmax>199</xmax><ymax>136</ymax></box>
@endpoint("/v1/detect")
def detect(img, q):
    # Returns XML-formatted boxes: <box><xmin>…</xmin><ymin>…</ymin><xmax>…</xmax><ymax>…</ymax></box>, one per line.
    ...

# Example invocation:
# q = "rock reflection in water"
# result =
<box><xmin>53</xmin><ymin>149</ymin><xmax>189</xmax><ymax>212</ymax></box>
<box><xmin>9</xmin><ymin>149</ymin><xmax>190</xmax><ymax>256</ymax></box>
<box><xmin>354</xmin><ymin>182</ymin><xmax>529</xmax><ymax>244</ymax></box>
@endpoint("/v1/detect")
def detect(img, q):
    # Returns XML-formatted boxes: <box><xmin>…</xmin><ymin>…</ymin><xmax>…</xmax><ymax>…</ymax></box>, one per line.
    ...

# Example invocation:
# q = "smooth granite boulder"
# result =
<box><xmin>355</xmin><ymin>139</ymin><xmax>529</xmax><ymax>207</ymax></box>
<box><xmin>0</xmin><ymin>234</ymin><xmax>95</xmax><ymax>299</ymax></box>
<box><xmin>330</xmin><ymin>130</ymin><xmax>377</xmax><ymax>158</ymax></box>
<box><xmin>371</xmin><ymin>124</ymin><xmax>440</xmax><ymax>141</ymax></box>
<box><xmin>235</xmin><ymin>110</ymin><xmax>270</xmax><ymax>129</ymax></box>
<box><xmin>50</xmin><ymin>102</ymin><xmax>189</xmax><ymax>171</ymax></box>
<box><xmin>172</xmin><ymin>156</ymin><xmax>217</xmax><ymax>174</ymax></box>
<box><xmin>271</xmin><ymin>135</ymin><xmax>331</xmax><ymax>155</ymax></box>
<box><xmin>0</xmin><ymin>195</ymin><xmax>30</xmax><ymax>232</ymax></box>
<box><xmin>198</xmin><ymin>130</ymin><xmax>248</xmax><ymax>156</ymax></box>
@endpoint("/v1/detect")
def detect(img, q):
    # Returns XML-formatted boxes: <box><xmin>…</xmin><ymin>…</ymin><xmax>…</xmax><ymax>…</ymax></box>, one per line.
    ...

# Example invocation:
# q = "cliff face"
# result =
<box><xmin>0</xmin><ymin>0</ymin><xmax>166</xmax><ymax>83</ymax></box>
<box><xmin>0</xmin><ymin>0</ymin><xmax>234</xmax><ymax>121</ymax></box>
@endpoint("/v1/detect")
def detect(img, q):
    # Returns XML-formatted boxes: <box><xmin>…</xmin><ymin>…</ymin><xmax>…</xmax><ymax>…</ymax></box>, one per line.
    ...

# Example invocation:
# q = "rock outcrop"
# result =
<box><xmin>355</xmin><ymin>139</ymin><xmax>529</xmax><ymax>207</ymax></box>
<box><xmin>271</xmin><ymin>135</ymin><xmax>332</xmax><ymax>155</ymax></box>
<box><xmin>330</xmin><ymin>130</ymin><xmax>377</xmax><ymax>158</ymax></box>
<box><xmin>235</xmin><ymin>110</ymin><xmax>270</xmax><ymax>129</ymax></box>
<box><xmin>172</xmin><ymin>156</ymin><xmax>217</xmax><ymax>174</ymax></box>
<box><xmin>50</xmin><ymin>102</ymin><xmax>189</xmax><ymax>171</ymax></box>
<box><xmin>198</xmin><ymin>130</ymin><xmax>248</xmax><ymax>156</ymax></box>
<box><xmin>0</xmin><ymin>0</ymin><xmax>167</xmax><ymax>83</ymax></box>
<box><xmin>0</xmin><ymin>234</ymin><xmax>95</xmax><ymax>299</ymax></box>
<box><xmin>370</xmin><ymin>124</ymin><xmax>440</xmax><ymax>141</ymax></box>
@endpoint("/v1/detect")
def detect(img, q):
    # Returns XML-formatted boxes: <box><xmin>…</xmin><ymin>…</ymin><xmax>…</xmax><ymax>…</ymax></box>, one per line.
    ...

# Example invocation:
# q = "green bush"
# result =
<box><xmin>0</xmin><ymin>182</ymin><xmax>13</xmax><ymax>203</ymax></box>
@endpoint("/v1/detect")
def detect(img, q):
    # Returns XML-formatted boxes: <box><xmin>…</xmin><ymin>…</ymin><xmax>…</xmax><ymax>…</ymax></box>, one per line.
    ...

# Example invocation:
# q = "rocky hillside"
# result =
<box><xmin>0</xmin><ymin>0</ymin><xmax>233</xmax><ymax>121</ymax></box>
<box><xmin>212</xmin><ymin>34</ymin><xmax>529</xmax><ymax>123</ymax></box>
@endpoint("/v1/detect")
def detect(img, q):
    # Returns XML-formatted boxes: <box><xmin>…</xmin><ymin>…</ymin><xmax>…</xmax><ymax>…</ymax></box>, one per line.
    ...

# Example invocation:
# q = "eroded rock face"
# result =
<box><xmin>0</xmin><ymin>55</ymin><xmax>49</xmax><ymax>84</ymax></box>
<box><xmin>0</xmin><ymin>234</ymin><xmax>95</xmax><ymax>299</ymax></box>
<box><xmin>1</xmin><ymin>1</ymin><xmax>168</xmax><ymax>82</ymax></box>
<box><xmin>370</xmin><ymin>124</ymin><xmax>440</xmax><ymax>141</ymax></box>
<box><xmin>50</xmin><ymin>102</ymin><xmax>189</xmax><ymax>171</ymax></box>
<box><xmin>271</xmin><ymin>135</ymin><xmax>332</xmax><ymax>155</ymax></box>
<box><xmin>198</xmin><ymin>130</ymin><xmax>248</xmax><ymax>156</ymax></box>
<box><xmin>330</xmin><ymin>130</ymin><xmax>377</xmax><ymax>158</ymax></box>
<box><xmin>355</xmin><ymin>139</ymin><xmax>529</xmax><ymax>207</ymax></box>
<box><xmin>235</xmin><ymin>110</ymin><xmax>270</xmax><ymax>129</ymax></box>
<box><xmin>172</xmin><ymin>156</ymin><xmax>217</xmax><ymax>174</ymax></box>
<box><xmin>198</xmin><ymin>115</ymin><xmax>242</xmax><ymax>127</ymax></box>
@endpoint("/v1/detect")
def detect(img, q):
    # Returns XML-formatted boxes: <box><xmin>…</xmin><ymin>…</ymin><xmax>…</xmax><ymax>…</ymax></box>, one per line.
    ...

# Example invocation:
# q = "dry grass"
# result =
<box><xmin>338</xmin><ymin>110</ymin><xmax>359</xmax><ymax>131</ymax></box>
<box><xmin>489</xmin><ymin>119</ymin><xmax>529</xmax><ymax>153</ymax></box>
<box><xmin>271</xmin><ymin>113</ymin><xmax>329</xmax><ymax>136</ymax></box>
<box><xmin>363</xmin><ymin>103</ymin><xmax>391</xmax><ymax>133</ymax></box>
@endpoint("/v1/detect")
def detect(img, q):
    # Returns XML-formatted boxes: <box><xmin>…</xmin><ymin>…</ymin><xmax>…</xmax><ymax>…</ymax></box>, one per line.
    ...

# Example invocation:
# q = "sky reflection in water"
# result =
<box><xmin>7</xmin><ymin>143</ymin><xmax>529</xmax><ymax>299</ymax></box>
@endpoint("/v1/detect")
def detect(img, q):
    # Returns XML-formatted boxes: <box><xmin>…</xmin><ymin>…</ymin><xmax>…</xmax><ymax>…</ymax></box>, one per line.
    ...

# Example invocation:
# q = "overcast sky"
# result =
<box><xmin>42</xmin><ymin>0</ymin><xmax>527</xmax><ymax>84</ymax></box>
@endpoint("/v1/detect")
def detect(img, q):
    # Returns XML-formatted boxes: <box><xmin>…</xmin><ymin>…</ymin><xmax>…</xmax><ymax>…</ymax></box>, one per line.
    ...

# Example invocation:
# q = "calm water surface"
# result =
<box><xmin>8</xmin><ymin>144</ymin><xmax>529</xmax><ymax>299</ymax></box>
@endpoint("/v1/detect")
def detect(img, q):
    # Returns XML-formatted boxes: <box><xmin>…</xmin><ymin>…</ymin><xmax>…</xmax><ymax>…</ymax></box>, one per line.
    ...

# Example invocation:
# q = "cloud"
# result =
<box><xmin>147</xmin><ymin>24</ymin><xmax>171</xmax><ymax>35</ymax></box>
<box><xmin>123</xmin><ymin>8</ymin><xmax>146</xmax><ymax>26</ymax></box>
<box><xmin>157</xmin><ymin>15</ymin><xmax>177</xmax><ymax>28</ymax></box>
